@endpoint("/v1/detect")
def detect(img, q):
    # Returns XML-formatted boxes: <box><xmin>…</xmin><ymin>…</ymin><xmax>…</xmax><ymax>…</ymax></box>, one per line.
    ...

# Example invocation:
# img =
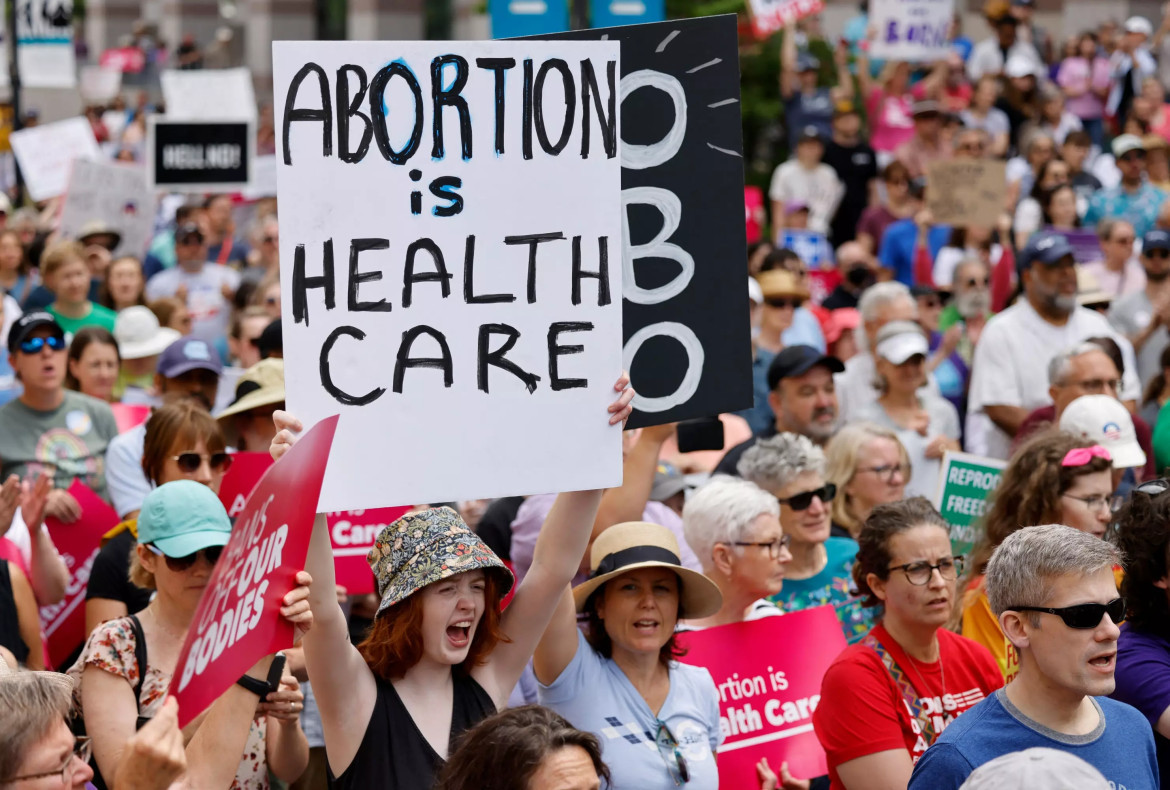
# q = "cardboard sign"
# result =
<box><xmin>10</xmin><ymin>117</ymin><xmax>101</xmax><ymax>201</ymax></box>
<box><xmin>79</xmin><ymin>65</ymin><xmax>122</xmax><ymax>104</ymax></box>
<box><xmin>529</xmin><ymin>16</ymin><xmax>752</xmax><ymax>429</ymax></box>
<box><xmin>109</xmin><ymin>402</ymin><xmax>151</xmax><ymax>434</ymax></box>
<box><xmin>748</xmin><ymin>0</ymin><xmax>826</xmax><ymax>37</ymax></box>
<box><xmin>869</xmin><ymin>0</ymin><xmax>954</xmax><ymax>62</ymax></box>
<box><xmin>328</xmin><ymin>507</ymin><xmax>411</xmax><ymax>595</ymax></box>
<box><xmin>676</xmin><ymin>606</ymin><xmax>847</xmax><ymax>786</ymax></box>
<box><xmin>926</xmin><ymin>159</ymin><xmax>1006</xmax><ymax>229</ymax></box>
<box><xmin>37</xmin><ymin>482</ymin><xmax>120</xmax><ymax>668</ymax></box>
<box><xmin>170</xmin><ymin>415</ymin><xmax>338</xmax><ymax>728</ymax></box>
<box><xmin>16</xmin><ymin>0</ymin><xmax>75</xmax><ymax>88</ymax></box>
<box><xmin>160</xmin><ymin>67</ymin><xmax>258</xmax><ymax>121</ymax></box>
<box><xmin>60</xmin><ymin>159</ymin><xmax>154</xmax><ymax>258</ymax></box>
<box><xmin>147</xmin><ymin>118</ymin><xmax>254</xmax><ymax>192</ymax></box>
<box><xmin>934</xmin><ymin>451</ymin><xmax>1006</xmax><ymax>558</ymax></box>
<box><xmin>274</xmin><ymin>40</ymin><xmax>624</xmax><ymax>511</ymax></box>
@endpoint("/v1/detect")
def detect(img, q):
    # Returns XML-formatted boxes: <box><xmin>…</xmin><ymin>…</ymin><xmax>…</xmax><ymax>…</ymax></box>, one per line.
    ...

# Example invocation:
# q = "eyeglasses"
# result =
<box><xmin>7</xmin><ymin>735</ymin><xmax>91</xmax><ymax>783</ymax></box>
<box><xmin>655</xmin><ymin>721</ymin><xmax>690</xmax><ymax>785</ymax></box>
<box><xmin>171</xmin><ymin>452</ymin><xmax>233</xmax><ymax>474</ymax></box>
<box><xmin>147</xmin><ymin>543</ymin><xmax>223</xmax><ymax>572</ymax></box>
<box><xmin>1008</xmin><ymin>597</ymin><xmax>1126</xmax><ymax>629</ymax></box>
<box><xmin>176</xmin><ymin>235</ymin><xmax>204</xmax><ymax>246</ymax></box>
<box><xmin>857</xmin><ymin>463</ymin><xmax>909</xmax><ymax>483</ymax></box>
<box><xmin>1061</xmin><ymin>492</ymin><xmax>1113</xmax><ymax>513</ymax></box>
<box><xmin>731</xmin><ymin>535</ymin><xmax>792</xmax><ymax>559</ymax></box>
<box><xmin>778</xmin><ymin>483</ymin><xmax>837</xmax><ymax>511</ymax></box>
<box><xmin>888</xmin><ymin>556</ymin><xmax>965</xmax><ymax>585</ymax></box>
<box><xmin>963</xmin><ymin>277</ymin><xmax>989</xmax><ymax>288</ymax></box>
<box><xmin>1148</xmin><ymin>249</ymin><xmax>1170</xmax><ymax>260</ymax></box>
<box><xmin>765</xmin><ymin>297</ymin><xmax>804</xmax><ymax>309</ymax></box>
<box><xmin>18</xmin><ymin>335</ymin><xmax>65</xmax><ymax>354</ymax></box>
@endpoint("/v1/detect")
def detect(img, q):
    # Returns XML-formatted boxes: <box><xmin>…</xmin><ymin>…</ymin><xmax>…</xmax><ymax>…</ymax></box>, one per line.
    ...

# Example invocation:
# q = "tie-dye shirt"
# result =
<box><xmin>770</xmin><ymin>537</ymin><xmax>876</xmax><ymax>644</ymax></box>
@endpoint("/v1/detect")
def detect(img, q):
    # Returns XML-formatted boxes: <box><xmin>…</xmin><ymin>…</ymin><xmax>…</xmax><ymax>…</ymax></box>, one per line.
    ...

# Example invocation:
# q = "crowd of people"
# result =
<box><xmin>5</xmin><ymin>2</ymin><xmax>1170</xmax><ymax>790</ymax></box>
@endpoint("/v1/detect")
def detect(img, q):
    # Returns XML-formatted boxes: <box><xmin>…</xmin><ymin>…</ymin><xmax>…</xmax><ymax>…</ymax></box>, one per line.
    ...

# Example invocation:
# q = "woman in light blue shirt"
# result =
<box><xmin>535</xmin><ymin>522</ymin><xmax>725</xmax><ymax>789</ymax></box>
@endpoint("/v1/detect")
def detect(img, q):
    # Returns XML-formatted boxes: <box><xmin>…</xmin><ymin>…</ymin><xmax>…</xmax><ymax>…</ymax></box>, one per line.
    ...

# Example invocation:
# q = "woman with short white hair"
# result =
<box><xmin>681</xmin><ymin>476</ymin><xmax>789</xmax><ymax>628</ymax></box>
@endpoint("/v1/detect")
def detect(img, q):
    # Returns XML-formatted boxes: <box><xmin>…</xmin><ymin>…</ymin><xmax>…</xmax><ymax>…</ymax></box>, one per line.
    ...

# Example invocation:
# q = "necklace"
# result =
<box><xmin>147</xmin><ymin>604</ymin><xmax>187</xmax><ymax>643</ymax></box>
<box><xmin>904</xmin><ymin>637</ymin><xmax>946</xmax><ymax>703</ymax></box>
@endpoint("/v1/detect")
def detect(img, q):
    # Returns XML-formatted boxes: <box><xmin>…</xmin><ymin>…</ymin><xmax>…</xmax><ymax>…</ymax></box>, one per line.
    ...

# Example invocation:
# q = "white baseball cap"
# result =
<box><xmin>1059</xmin><ymin>394</ymin><xmax>1146</xmax><ymax>470</ymax></box>
<box><xmin>959</xmin><ymin>748</ymin><xmax>1110</xmax><ymax>790</ymax></box>
<box><xmin>874</xmin><ymin>320</ymin><xmax>929</xmax><ymax>364</ymax></box>
<box><xmin>1125</xmin><ymin>16</ymin><xmax>1154</xmax><ymax>36</ymax></box>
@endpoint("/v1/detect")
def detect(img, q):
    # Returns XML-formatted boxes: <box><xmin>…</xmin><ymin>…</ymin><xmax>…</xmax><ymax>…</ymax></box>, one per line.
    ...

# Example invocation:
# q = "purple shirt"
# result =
<box><xmin>1056</xmin><ymin>56</ymin><xmax>1111</xmax><ymax>120</ymax></box>
<box><xmin>1112</xmin><ymin>624</ymin><xmax>1170</xmax><ymax>779</ymax></box>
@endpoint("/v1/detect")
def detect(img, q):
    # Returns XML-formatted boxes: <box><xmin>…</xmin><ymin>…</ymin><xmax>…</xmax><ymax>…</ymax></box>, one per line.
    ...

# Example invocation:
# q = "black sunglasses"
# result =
<box><xmin>1008</xmin><ymin>597</ymin><xmax>1126</xmax><ymax>629</ymax></box>
<box><xmin>765</xmin><ymin>297</ymin><xmax>804</xmax><ymax>309</ymax></box>
<box><xmin>147</xmin><ymin>543</ymin><xmax>223</xmax><ymax>572</ymax></box>
<box><xmin>778</xmin><ymin>483</ymin><xmax>836</xmax><ymax>511</ymax></box>
<box><xmin>1148</xmin><ymin>249</ymin><xmax>1170</xmax><ymax>260</ymax></box>
<box><xmin>172</xmin><ymin>452</ymin><xmax>233</xmax><ymax>474</ymax></box>
<box><xmin>963</xmin><ymin>277</ymin><xmax>990</xmax><ymax>288</ymax></box>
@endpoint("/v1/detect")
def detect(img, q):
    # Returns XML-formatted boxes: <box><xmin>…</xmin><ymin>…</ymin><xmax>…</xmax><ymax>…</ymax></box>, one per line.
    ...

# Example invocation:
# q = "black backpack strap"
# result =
<box><xmin>127</xmin><ymin>614</ymin><xmax>148</xmax><ymax>705</ymax></box>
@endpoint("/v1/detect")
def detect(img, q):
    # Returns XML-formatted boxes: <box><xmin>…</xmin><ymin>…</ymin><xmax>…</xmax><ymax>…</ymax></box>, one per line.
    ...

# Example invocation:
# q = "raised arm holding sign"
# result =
<box><xmin>267</xmin><ymin>373</ymin><xmax>633</xmax><ymax>789</ymax></box>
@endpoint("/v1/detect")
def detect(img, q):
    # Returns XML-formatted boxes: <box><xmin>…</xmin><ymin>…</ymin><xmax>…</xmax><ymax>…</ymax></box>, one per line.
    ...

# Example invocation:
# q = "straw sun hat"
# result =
<box><xmin>572</xmin><ymin>522</ymin><xmax>723</xmax><ymax>618</ymax></box>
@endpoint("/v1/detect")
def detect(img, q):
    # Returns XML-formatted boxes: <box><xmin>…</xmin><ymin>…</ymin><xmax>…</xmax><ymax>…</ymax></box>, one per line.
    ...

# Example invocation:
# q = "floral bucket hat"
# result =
<box><xmin>368</xmin><ymin>506</ymin><xmax>514</xmax><ymax>618</ymax></box>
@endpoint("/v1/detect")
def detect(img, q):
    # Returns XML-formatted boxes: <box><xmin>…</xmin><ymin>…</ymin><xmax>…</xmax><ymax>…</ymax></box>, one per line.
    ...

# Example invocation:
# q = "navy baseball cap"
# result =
<box><xmin>767</xmin><ymin>345</ymin><xmax>845</xmax><ymax>391</ymax></box>
<box><xmin>1143</xmin><ymin>229</ymin><xmax>1170</xmax><ymax>252</ymax></box>
<box><xmin>1019</xmin><ymin>232</ymin><xmax>1075</xmax><ymax>270</ymax></box>
<box><xmin>796</xmin><ymin>54</ymin><xmax>820</xmax><ymax>72</ymax></box>
<box><xmin>7</xmin><ymin>312</ymin><xmax>64</xmax><ymax>355</ymax></box>
<box><xmin>157</xmin><ymin>337</ymin><xmax>222</xmax><ymax>378</ymax></box>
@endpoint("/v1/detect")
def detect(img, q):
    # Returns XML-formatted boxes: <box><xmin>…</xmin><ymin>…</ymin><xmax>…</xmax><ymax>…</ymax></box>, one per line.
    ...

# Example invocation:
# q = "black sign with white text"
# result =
<box><xmin>527</xmin><ymin>15</ymin><xmax>752</xmax><ymax>428</ymax></box>
<box><xmin>149</xmin><ymin>119</ymin><xmax>252</xmax><ymax>191</ymax></box>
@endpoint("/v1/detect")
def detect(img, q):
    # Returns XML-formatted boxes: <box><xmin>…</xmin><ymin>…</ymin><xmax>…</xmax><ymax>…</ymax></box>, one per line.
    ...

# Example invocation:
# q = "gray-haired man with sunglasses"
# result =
<box><xmin>909</xmin><ymin>524</ymin><xmax>1159</xmax><ymax>789</ymax></box>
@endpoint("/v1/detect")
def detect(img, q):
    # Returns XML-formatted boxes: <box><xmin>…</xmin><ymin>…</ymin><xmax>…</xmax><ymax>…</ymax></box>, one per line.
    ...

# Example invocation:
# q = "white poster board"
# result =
<box><xmin>79</xmin><ymin>65</ymin><xmax>122</xmax><ymax>103</ymax></box>
<box><xmin>10</xmin><ymin>117</ymin><xmax>100</xmax><ymax>201</ymax></box>
<box><xmin>60</xmin><ymin>159</ymin><xmax>154</xmax><ymax>258</ymax></box>
<box><xmin>16</xmin><ymin>0</ymin><xmax>75</xmax><ymax>88</ymax></box>
<box><xmin>241</xmin><ymin>154</ymin><xmax>277</xmax><ymax>199</ymax></box>
<box><xmin>273</xmin><ymin>40</ymin><xmax>625</xmax><ymax>511</ymax></box>
<box><xmin>869</xmin><ymin>0</ymin><xmax>954</xmax><ymax>62</ymax></box>
<box><xmin>161</xmin><ymin>67</ymin><xmax>257</xmax><ymax>121</ymax></box>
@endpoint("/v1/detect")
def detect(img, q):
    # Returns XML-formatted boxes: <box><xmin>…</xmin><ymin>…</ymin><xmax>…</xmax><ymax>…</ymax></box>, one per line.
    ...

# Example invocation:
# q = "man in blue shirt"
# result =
<box><xmin>1084</xmin><ymin>135</ymin><xmax>1168</xmax><ymax>238</ymax></box>
<box><xmin>908</xmin><ymin>525</ymin><xmax>1159</xmax><ymax>790</ymax></box>
<box><xmin>877</xmin><ymin>185</ymin><xmax>950</xmax><ymax>285</ymax></box>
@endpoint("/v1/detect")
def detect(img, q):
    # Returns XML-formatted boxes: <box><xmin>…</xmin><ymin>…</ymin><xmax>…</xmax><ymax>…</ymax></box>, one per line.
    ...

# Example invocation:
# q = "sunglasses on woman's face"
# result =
<box><xmin>147</xmin><ymin>543</ymin><xmax>223</xmax><ymax>572</ymax></box>
<box><xmin>778</xmin><ymin>483</ymin><xmax>837</xmax><ymax>511</ymax></box>
<box><xmin>765</xmin><ymin>297</ymin><xmax>804</xmax><ymax>309</ymax></box>
<box><xmin>171</xmin><ymin>452</ymin><xmax>233</xmax><ymax>474</ymax></box>
<box><xmin>19</xmin><ymin>335</ymin><xmax>65</xmax><ymax>354</ymax></box>
<box><xmin>1008</xmin><ymin>597</ymin><xmax>1126</xmax><ymax>629</ymax></box>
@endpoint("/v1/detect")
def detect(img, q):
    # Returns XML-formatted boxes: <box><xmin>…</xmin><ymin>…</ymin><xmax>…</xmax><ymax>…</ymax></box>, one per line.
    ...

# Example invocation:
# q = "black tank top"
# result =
<box><xmin>0</xmin><ymin>560</ymin><xmax>29</xmax><ymax>665</ymax></box>
<box><xmin>329</xmin><ymin>671</ymin><xmax>495</xmax><ymax>790</ymax></box>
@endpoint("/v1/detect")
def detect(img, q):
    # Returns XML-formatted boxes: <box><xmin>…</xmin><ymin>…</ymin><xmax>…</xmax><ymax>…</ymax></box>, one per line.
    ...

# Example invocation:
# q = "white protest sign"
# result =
<box><xmin>16</xmin><ymin>0</ymin><xmax>75</xmax><ymax>88</ymax></box>
<box><xmin>869</xmin><ymin>0</ymin><xmax>953</xmax><ymax>62</ymax></box>
<box><xmin>161</xmin><ymin>67</ymin><xmax>258</xmax><ymax>121</ymax></box>
<box><xmin>60</xmin><ymin>159</ymin><xmax>154</xmax><ymax>258</ymax></box>
<box><xmin>274</xmin><ymin>40</ymin><xmax>625</xmax><ymax>512</ymax></box>
<box><xmin>242</xmin><ymin>154</ymin><xmax>277</xmax><ymax>199</ymax></box>
<box><xmin>10</xmin><ymin>117</ymin><xmax>100</xmax><ymax>201</ymax></box>
<box><xmin>79</xmin><ymin>65</ymin><xmax>122</xmax><ymax>103</ymax></box>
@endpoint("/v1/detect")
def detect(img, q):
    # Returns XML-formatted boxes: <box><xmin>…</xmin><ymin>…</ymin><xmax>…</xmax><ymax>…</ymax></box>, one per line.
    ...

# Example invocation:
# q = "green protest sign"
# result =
<box><xmin>934</xmin><ymin>451</ymin><xmax>1007</xmax><ymax>558</ymax></box>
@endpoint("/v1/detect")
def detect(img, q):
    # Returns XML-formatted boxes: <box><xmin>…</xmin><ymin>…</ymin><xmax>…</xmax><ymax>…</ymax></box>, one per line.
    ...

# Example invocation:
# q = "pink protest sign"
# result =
<box><xmin>110</xmin><ymin>403</ymin><xmax>151</xmax><ymax>434</ymax></box>
<box><xmin>327</xmin><ymin>507</ymin><xmax>410</xmax><ymax>595</ymax></box>
<box><xmin>675</xmin><ymin>605</ymin><xmax>847</xmax><ymax>785</ymax></box>
<box><xmin>170</xmin><ymin>415</ymin><xmax>338</xmax><ymax>727</ymax></box>
<box><xmin>38</xmin><ymin>482</ymin><xmax>120</xmax><ymax>668</ymax></box>
<box><xmin>218</xmin><ymin>452</ymin><xmax>275</xmax><ymax>519</ymax></box>
<box><xmin>748</xmin><ymin>0</ymin><xmax>826</xmax><ymax>38</ymax></box>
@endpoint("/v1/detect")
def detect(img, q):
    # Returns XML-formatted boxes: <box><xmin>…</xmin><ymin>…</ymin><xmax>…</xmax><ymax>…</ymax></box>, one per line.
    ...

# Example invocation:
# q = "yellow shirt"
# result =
<box><xmin>961</xmin><ymin>576</ymin><xmax>1019</xmax><ymax>684</ymax></box>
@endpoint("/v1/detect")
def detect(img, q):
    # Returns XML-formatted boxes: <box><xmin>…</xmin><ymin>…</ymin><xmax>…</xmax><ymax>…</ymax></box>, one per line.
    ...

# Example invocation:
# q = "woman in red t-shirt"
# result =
<box><xmin>811</xmin><ymin>497</ymin><xmax>1002</xmax><ymax>790</ymax></box>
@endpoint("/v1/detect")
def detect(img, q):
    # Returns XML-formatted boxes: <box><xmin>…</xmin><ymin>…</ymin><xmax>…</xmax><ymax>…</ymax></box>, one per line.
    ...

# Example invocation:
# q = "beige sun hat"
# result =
<box><xmin>572</xmin><ymin>522</ymin><xmax>723</xmax><ymax>618</ymax></box>
<box><xmin>215</xmin><ymin>359</ymin><xmax>285</xmax><ymax>446</ymax></box>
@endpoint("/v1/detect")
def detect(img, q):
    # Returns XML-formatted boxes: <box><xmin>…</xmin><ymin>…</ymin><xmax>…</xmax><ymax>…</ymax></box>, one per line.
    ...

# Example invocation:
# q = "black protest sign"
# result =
<box><xmin>527</xmin><ymin>15</ymin><xmax>752</xmax><ymax>428</ymax></box>
<box><xmin>147</xmin><ymin>118</ymin><xmax>253</xmax><ymax>191</ymax></box>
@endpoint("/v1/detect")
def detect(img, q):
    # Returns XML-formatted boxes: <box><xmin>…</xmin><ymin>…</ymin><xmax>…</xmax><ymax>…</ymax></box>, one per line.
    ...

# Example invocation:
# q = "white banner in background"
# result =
<box><xmin>869</xmin><ymin>0</ymin><xmax>954</xmax><ymax>62</ymax></box>
<box><xmin>273</xmin><ymin>40</ymin><xmax>625</xmax><ymax>511</ymax></box>
<box><xmin>161</xmin><ymin>67</ymin><xmax>257</xmax><ymax>121</ymax></box>
<box><xmin>16</xmin><ymin>0</ymin><xmax>75</xmax><ymax>88</ymax></box>
<box><xmin>10</xmin><ymin>117</ymin><xmax>99</xmax><ymax>201</ymax></box>
<box><xmin>60</xmin><ymin>159</ymin><xmax>154</xmax><ymax>258</ymax></box>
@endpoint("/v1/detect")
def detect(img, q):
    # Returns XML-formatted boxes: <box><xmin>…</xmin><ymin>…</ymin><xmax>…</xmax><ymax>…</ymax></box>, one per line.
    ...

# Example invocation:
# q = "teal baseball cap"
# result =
<box><xmin>138</xmin><ymin>480</ymin><xmax>232</xmax><ymax>557</ymax></box>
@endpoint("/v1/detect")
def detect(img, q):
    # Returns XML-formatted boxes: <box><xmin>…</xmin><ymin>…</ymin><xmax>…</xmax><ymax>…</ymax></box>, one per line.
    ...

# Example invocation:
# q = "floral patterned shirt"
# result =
<box><xmin>68</xmin><ymin>616</ymin><xmax>269</xmax><ymax>789</ymax></box>
<box><xmin>769</xmin><ymin>537</ymin><xmax>876</xmax><ymax>644</ymax></box>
